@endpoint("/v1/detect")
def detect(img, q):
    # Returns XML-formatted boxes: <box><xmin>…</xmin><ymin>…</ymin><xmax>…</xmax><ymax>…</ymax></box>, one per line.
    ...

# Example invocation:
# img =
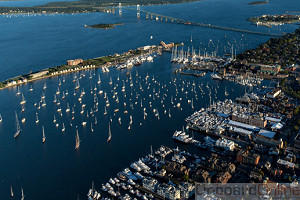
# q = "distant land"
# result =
<box><xmin>248</xmin><ymin>0</ymin><xmax>268</xmax><ymax>5</ymax></box>
<box><xmin>0</xmin><ymin>0</ymin><xmax>204</xmax><ymax>15</ymax></box>
<box><xmin>85</xmin><ymin>23</ymin><xmax>124</xmax><ymax>29</ymax></box>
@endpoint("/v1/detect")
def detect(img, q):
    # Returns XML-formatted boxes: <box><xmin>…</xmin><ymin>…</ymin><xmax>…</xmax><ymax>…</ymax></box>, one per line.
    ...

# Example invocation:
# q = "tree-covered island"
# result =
<box><xmin>85</xmin><ymin>23</ymin><xmax>124</xmax><ymax>29</ymax></box>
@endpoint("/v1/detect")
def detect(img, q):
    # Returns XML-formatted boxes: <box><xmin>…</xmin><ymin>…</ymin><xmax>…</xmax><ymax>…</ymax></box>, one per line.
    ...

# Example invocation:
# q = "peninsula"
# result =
<box><xmin>248</xmin><ymin>14</ymin><xmax>300</xmax><ymax>26</ymax></box>
<box><xmin>0</xmin><ymin>41</ymin><xmax>176</xmax><ymax>90</ymax></box>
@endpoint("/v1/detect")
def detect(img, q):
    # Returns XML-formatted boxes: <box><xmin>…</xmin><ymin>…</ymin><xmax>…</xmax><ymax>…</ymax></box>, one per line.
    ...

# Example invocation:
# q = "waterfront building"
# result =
<box><xmin>265</xmin><ymin>116</ymin><xmax>282</xmax><ymax>123</ymax></box>
<box><xmin>231</xmin><ymin>113</ymin><xmax>267</xmax><ymax>128</ymax></box>
<box><xmin>159</xmin><ymin>41</ymin><xmax>174</xmax><ymax>49</ymax></box>
<box><xmin>67</xmin><ymin>59</ymin><xmax>83</xmax><ymax>66</ymax></box>
<box><xmin>237</xmin><ymin>150</ymin><xmax>260</xmax><ymax>165</ymax></box>
<box><xmin>142</xmin><ymin>177</ymin><xmax>158</xmax><ymax>192</ymax></box>
<box><xmin>258</xmin><ymin>129</ymin><xmax>276</xmax><ymax>139</ymax></box>
<box><xmin>156</xmin><ymin>183</ymin><xmax>180</xmax><ymax>199</ymax></box>
<box><xmin>228</xmin><ymin>120</ymin><xmax>260</xmax><ymax>132</ymax></box>
<box><xmin>259</xmin><ymin>64</ymin><xmax>281</xmax><ymax>75</ymax></box>
<box><xmin>271</xmin><ymin>123</ymin><xmax>284</xmax><ymax>132</ymax></box>
<box><xmin>254</xmin><ymin>135</ymin><xmax>283</xmax><ymax>148</ymax></box>
<box><xmin>215</xmin><ymin>138</ymin><xmax>235</xmax><ymax>151</ymax></box>
<box><xmin>230</xmin><ymin>127</ymin><xmax>253</xmax><ymax>139</ymax></box>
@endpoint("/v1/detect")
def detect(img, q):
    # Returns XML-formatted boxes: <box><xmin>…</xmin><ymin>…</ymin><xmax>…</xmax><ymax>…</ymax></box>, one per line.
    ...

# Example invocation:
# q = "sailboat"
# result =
<box><xmin>10</xmin><ymin>186</ymin><xmax>14</xmax><ymax>197</ymax></box>
<box><xmin>66</xmin><ymin>103</ymin><xmax>70</xmax><ymax>113</ymax></box>
<box><xmin>75</xmin><ymin>129</ymin><xmax>80</xmax><ymax>150</ymax></box>
<box><xmin>53</xmin><ymin>94</ymin><xmax>57</xmax><ymax>103</ymax></box>
<box><xmin>20</xmin><ymin>94</ymin><xmax>26</xmax><ymax>105</ymax></box>
<box><xmin>56</xmin><ymin>87</ymin><xmax>60</xmax><ymax>95</ymax></box>
<box><xmin>225</xmin><ymin>87</ymin><xmax>229</xmax><ymax>96</ymax></box>
<box><xmin>21</xmin><ymin>188</ymin><xmax>24</xmax><ymax>200</ymax></box>
<box><xmin>91</xmin><ymin>123</ymin><xmax>94</xmax><ymax>133</ymax></box>
<box><xmin>97</xmin><ymin>74</ymin><xmax>101</xmax><ymax>84</ymax></box>
<box><xmin>14</xmin><ymin>112</ymin><xmax>21</xmax><ymax>138</ymax></box>
<box><xmin>42</xmin><ymin>98</ymin><xmax>46</xmax><ymax>107</ymax></box>
<box><xmin>95</xmin><ymin>117</ymin><xmax>97</xmax><ymax>125</ymax></box>
<box><xmin>36</xmin><ymin>113</ymin><xmax>39</xmax><ymax>124</ymax></box>
<box><xmin>0</xmin><ymin>114</ymin><xmax>2</xmax><ymax>123</ymax></box>
<box><xmin>75</xmin><ymin>80</ymin><xmax>80</xmax><ymax>90</ymax></box>
<box><xmin>43</xmin><ymin>83</ymin><xmax>47</xmax><ymax>90</ymax></box>
<box><xmin>29</xmin><ymin>85</ymin><xmax>33</xmax><ymax>91</ymax></box>
<box><xmin>149</xmin><ymin>145</ymin><xmax>154</xmax><ymax>158</ymax></box>
<box><xmin>42</xmin><ymin>126</ymin><xmax>46</xmax><ymax>143</ymax></box>
<box><xmin>16</xmin><ymin>86</ymin><xmax>21</xmax><ymax>96</ymax></box>
<box><xmin>191</xmin><ymin>98</ymin><xmax>194</xmax><ymax>109</ymax></box>
<box><xmin>62</xmin><ymin>123</ymin><xmax>65</xmax><ymax>132</ymax></box>
<box><xmin>107</xmin><ymin>123</ymin><xmax>112</xmax><ymax>142</ymax></box>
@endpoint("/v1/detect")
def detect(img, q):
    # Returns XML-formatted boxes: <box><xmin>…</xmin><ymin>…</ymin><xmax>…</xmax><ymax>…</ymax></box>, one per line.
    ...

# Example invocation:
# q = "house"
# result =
<box><xmin>191</xmin><ymin>169</ymin><xmax>215</xmax><ymax>183</ymax></box>
<box><xmin>215</xmin><ymin>171</ymin><xmax>232</xmax><ymax>183</ymax></box>
<box><xmin>207</xmin><ymin>157</ymin><xmax>236</xmax><ymax>174</ymax></box>
<box><xmin>237</xmin><ymin>150</ymin><xmax>260</xmax><ymax>165</ymax></box>
<box><xmin>164</xmin><ymin>161</ymin><xmax>189</xmax><ymax>178</ymax></box>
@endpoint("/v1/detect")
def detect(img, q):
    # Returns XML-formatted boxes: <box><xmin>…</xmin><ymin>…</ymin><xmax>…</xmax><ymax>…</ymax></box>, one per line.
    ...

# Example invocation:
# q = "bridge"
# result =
<box><xmin>104</xmin><ymin>4</ymin><xmax>285</xmax><ymax>37</ymax></box>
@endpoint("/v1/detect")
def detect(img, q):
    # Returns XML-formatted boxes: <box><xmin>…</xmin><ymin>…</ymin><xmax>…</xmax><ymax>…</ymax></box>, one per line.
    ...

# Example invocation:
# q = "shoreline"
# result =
<box><xmin>0</xmin><ymin>0</ymin><xmax>205</xmax><ymax>16</ymax></box>
<box><xmin>0</xmin><ymin>43</ymin><xmax>168</xmax><ymax>91</ymax></box>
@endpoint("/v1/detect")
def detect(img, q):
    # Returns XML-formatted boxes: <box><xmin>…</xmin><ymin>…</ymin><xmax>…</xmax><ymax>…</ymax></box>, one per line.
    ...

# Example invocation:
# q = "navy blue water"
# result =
<box><xmin>0</xmin><ymin>0</ymin><xmax>299</xmax><ymax>199</ymax></box>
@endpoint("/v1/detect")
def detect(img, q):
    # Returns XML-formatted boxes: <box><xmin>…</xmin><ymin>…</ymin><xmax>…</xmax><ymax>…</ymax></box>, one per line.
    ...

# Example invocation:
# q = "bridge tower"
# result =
<box><xmin>137</xmin><ymin>4</ymin><xmax>140</xmax><ymax>18</ymax></box>
<box><xmin>119</xmin><ymin>3</ymin><xmax>122</xmax><ymax>15</ymax></box>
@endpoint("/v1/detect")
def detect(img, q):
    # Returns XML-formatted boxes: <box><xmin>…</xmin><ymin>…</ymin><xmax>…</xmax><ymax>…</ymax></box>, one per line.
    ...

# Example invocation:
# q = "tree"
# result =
<box><xmin>182</xmin><ymin>174</ymin><xmax>189</xmax><ymax>182</ymax></box>
<box><xmin>294</xmin><ymin>125</ymin><xmax>299</xmax><ymax>132</ymax></box>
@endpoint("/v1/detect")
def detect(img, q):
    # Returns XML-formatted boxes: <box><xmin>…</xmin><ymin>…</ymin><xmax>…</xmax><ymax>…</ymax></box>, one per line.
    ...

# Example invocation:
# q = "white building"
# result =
<box><xmin>178</xmin><ymin>182</ymin><xmax>195</xmax><ymax>199</ymax></box>
<box><xmin>215</xmin><ymin>138</ymin><xmax>235</xmax><ymax>151</ymax></box>
<box><xmin>142</xmin><ymin>177</ymin><xmax>158</xmax><ymax>192</ymax></box>
<box><xmin>266</xmin><ymin>89</ymin><xmax>281</xmax><ymax>98</ymax></box>
<box><xmin>157</xmin><ymin>183</ymin><xmax>180</xmax><ymax>200</ymax></box>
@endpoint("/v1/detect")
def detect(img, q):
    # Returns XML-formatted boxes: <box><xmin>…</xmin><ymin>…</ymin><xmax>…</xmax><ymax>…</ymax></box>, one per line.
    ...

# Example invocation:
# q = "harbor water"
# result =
<box><xmin>0</xmin><ymin>0</ymin><xmax>299</xmax><ymax>199</ymax></box>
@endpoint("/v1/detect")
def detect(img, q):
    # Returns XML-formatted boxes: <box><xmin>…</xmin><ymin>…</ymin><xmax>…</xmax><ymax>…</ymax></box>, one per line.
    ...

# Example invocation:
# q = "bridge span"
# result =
<box><xmin>106</xmin><ymin>4</ymin><xmax>285</xmax><ymax>37</ymax></box>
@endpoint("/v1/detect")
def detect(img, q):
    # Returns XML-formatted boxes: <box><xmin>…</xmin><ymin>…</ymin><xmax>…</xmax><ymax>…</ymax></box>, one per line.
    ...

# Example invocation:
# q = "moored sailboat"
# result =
<box><xmin>10</xmin><ymin>186</ymin><xmax>14</xmax><ymax>197</ymax></box>
<box><xmin>14</xmin><ymin>112</ymin><xmax>21</xmax><ymax>138</ymax></box>
<box><xmin>20</xmin><ymin>94</ymin><xmax>26</xmax><ymax>105</ymax></box>
<box><xmin>75</xmin><ymin>129</ymin><xmax>80</xmax><ymax>150</ymax></box>
<box><xmin>107</xmin><ymin>123</ymin><xmax>112</xmax><ymax>142</ymax></box>
<box><xmin>42</xmin><ymin>125</ymin><xmax>46</xmax><ymax>143</ymax></box>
